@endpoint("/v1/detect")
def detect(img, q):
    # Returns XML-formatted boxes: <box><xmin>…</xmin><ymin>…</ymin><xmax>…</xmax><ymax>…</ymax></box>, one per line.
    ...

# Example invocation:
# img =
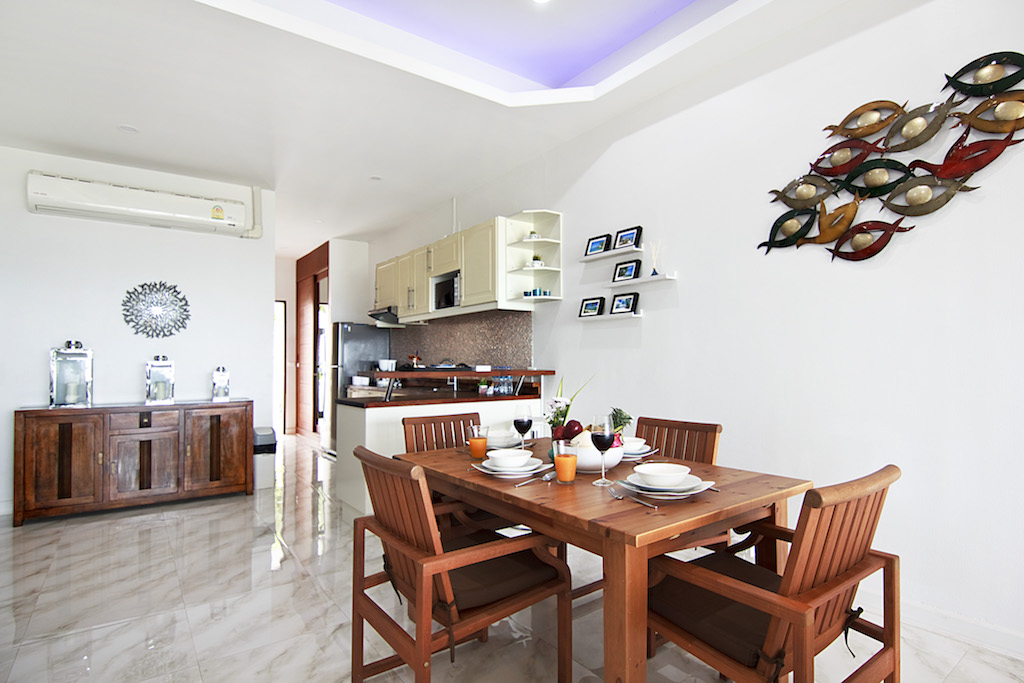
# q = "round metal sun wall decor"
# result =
<box><xmin>122</xmin><ymin>281</ymin><xmax>191</xmax><ymax>338</ymax></box>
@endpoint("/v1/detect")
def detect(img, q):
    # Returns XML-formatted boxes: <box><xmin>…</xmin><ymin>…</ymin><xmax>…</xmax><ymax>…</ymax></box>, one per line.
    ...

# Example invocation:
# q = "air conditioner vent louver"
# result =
<box><xmin>26</xmin><ymin>171</ymin><xmax>253</xmax><ymax>237</ymax></box>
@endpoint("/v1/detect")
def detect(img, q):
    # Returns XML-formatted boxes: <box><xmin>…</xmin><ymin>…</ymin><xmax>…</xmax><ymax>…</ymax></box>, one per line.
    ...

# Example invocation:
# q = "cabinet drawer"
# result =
<box><xmin>109</xmin><ymin>410</ymin><xmax>180</xmax><ymax>432</ymax></box>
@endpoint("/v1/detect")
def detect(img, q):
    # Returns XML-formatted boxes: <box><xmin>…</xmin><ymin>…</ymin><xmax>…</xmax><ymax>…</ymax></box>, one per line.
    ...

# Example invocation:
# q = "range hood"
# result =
<box><xmin>368</xmin><ymin>306</ymin><xmax>401</xmax><ymax>326</ymax></box>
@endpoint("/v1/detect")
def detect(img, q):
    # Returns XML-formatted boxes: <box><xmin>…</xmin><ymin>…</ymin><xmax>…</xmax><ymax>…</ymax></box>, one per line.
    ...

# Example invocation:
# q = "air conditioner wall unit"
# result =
<box><xmin>26</xmin><ymin>170</ymin><xmax>256</xmax><ymax>237</ymax></box>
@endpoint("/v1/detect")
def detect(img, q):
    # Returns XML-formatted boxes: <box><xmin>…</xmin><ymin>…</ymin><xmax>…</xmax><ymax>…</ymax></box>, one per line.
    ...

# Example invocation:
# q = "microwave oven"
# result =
<box><xmin>434</xmin><ymin>272</ymin><xmax>460</xmax><ymax>310</ymax></box>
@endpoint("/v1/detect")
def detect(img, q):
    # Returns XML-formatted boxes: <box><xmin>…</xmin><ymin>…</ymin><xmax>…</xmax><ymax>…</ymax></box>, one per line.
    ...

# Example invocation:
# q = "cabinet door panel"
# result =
<box><xmin>24</xmin><ymin>414</ymin><xmax>104</xmax><ymax>509</ymax></box>
<box><xmin>460</xmin><ymin>219</ymin><xmax>498</xmax><ymax>306</ymax></box>
<box><xmin>429</xmin><ymin>233</ymin><xmax>461</xmax><ymax>275</ymax></box>
<box><xmin>184</xmin><ymin>407</ymin><xmax>248</xmax><ymax>492</ymax></box>
<box><xmin>108</xmin><ymin>431</ymin><xmax>180</xmax><ymax>501</ymax></box>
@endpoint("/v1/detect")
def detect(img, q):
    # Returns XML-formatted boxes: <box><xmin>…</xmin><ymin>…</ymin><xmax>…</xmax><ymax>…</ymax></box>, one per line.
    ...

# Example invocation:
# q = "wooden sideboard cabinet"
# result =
<box><xmin>13</xmin><ymin>400</ymin><xmax>253</xmax><ymax>526</ymax></box>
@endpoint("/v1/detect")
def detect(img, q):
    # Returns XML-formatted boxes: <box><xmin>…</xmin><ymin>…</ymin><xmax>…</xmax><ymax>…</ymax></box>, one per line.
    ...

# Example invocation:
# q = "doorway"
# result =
<box><xmin>296</xmin><ymin>242</ymin><xmax>329</xmax><ymax>439</ymax></box>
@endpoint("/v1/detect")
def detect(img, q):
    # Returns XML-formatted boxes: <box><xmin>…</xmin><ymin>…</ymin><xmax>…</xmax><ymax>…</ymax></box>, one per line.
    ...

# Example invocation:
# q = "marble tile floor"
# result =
<box><xmin>1</xmin><ymin>435</ymin><xmax>1022</xmax><ymax>682</ymax></box>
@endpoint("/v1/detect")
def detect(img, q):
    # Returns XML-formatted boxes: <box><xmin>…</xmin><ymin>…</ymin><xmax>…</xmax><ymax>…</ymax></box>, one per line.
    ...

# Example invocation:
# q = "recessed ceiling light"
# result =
<box><xmin>369</xmin><ymin>175</ymin><xmax>382</xmax><ymax>181</ymax></box>
<box><xmin>533</xmin><ymin>0</ymin><xmax>551</xmax><ymax>4</ymax></box>
<box><xmin>116</xmin><ymin>123</ymin><xmax>140</xmax><ymax>134</ymax></box>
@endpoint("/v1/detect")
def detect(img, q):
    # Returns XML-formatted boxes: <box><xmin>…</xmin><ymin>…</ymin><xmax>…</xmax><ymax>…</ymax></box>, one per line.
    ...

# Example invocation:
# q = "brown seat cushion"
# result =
<box><xmin>442</xmin><ymin>531</ymin><xmax>558</xmax><ymax>610</ymax></box>
<box><xmin>649</xmin><ymin>552</ymin><xmax>782</xmax><ymax>668</ymax></box>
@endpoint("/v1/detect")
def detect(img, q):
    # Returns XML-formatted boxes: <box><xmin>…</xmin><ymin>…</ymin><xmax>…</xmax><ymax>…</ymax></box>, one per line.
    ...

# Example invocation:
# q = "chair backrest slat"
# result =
<box><xmin>403</xmin><ymin>413</ymin><xmax>481</xmax><ymax>453</ymax></box>
<box><xmin>635</xmin><ymin>418</ymin><xmax>722</xmax><ymax>465</ymax></box>
<box><xmin>757</xmin><ymin>465</ymin><xmax>900</xmax><ymax>676</ymax></box>
<box><xmin>354</xmin><ymin>446</ymin><xmax>457</xmax><ymax>609</ymax></box>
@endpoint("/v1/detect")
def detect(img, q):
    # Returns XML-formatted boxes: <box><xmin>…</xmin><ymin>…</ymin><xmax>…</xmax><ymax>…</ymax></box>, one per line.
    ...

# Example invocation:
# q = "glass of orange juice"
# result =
<box><xmin>469</xmin><ymin>425</ymin><xmax>489</xmax><ymax>459</ymax></box>
<box><xmin>553</xmin><ymin>441</ymin><xmax>576</xmax><ymax>484</ymax></box>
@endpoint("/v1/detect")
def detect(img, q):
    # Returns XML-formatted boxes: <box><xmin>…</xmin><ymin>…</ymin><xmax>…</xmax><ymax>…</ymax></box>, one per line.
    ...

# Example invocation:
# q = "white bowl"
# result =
<box><xmin>575</xmin><ymin>446</ymin><xmax>624</xmax><ymax>472</ymax></box>
<box><xmin>486</xmin><ymin>448</ymin><xmax>532</xmax><ymax>469</ymax></box>
<box><xmin>622</xmin><ymin>437</ymin><xmax>647</xmax><ymax>452</ymax></box>
<box><xmin>633</xmin><ymin>462</ymin><xmax>691</xmax><ymax>488</ymax></box>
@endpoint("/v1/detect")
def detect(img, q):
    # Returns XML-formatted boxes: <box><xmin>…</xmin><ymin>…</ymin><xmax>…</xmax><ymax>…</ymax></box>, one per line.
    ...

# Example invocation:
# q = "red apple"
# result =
<box><xmin>563</xmin><ymin>420</ymin><xmax>584</xmax><ymax>441</ymax></box>
<box><xmin>551</xmin><ymin>425</ymin><xmax>565</xmax><ymax>440</ymax></box>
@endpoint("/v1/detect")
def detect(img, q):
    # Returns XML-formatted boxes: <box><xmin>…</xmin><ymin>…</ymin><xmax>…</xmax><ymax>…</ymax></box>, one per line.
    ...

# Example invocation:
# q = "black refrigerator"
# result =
<box><xmin>320</xmin><ymin>322</ymin><xmax>390</xmax><ymax>454</ymax></box>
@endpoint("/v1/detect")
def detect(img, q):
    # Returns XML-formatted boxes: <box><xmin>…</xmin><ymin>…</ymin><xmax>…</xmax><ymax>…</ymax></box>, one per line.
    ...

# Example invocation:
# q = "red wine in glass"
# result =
<box><xmin>513</xmin><ymin>417</ymin><xmax>533</xmax><ymax>448</ymax></box>
<box><xmin>591</xmin><ymin>414</ymin><xmax>615</xmax><ymax>487</ymax></box>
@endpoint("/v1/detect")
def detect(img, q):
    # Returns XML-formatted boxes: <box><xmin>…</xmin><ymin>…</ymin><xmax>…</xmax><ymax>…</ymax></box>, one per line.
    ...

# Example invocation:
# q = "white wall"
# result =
<box><xmin>274</xmin><ymin>256</ymin><xmax>296</xmax><ymax>434</ymax></box>
<box><xmin>369</xmin><ymin>0</ymin><xmax>1024</xmax><ymax>656</ymax></box>
<box><xmin>0</xmin><ymin>146</ymin><xmax>276</xmax><ymax>511</ymax></box>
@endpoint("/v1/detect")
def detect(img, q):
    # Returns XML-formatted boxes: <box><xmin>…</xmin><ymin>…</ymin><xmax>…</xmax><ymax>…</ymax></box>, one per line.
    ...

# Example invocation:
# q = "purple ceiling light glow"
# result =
<box><xmin>326</xmin><ymin>0</ymin><xmax>694</xmax><ymax>88</ymax></box>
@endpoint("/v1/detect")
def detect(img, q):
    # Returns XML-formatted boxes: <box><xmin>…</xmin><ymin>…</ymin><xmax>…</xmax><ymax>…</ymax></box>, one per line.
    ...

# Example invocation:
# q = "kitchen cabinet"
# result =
<box><xmin>460</xmin><ymin>218</ymin><xmax>499</xmax><ymax>306</ymax></box>
<box><xmin>374</xmin><ymin>258</ymin><xmax>398</xmax><ymax>309</ymax></box>
<box><xmin>184</xmin><ymin>404</ymin><xmax>249</xmax><ymax>493</ymax></box>
<box><xmin>397</xmin><ymin>246</ymin><xmax>429</xmax><ymax>316</ymax></box>
<box><xmin>428</xmin><ymin>233</ymin><xmax>461</xmax><ymax>275</ymax></box>
<box><xmin>13</xmin><ymin>400</ymin><xmax>253</xmax><ymax>526</ymax></box>
<box><xmin>374</xmin><ymin>209</ymin><xmax>561</xmax><ymax>323</ymax></box>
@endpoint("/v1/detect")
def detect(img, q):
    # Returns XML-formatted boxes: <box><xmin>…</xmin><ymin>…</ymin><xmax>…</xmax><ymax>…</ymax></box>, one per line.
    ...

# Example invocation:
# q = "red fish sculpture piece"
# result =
<box><xmin>810</xmin><ymin>138</ymin><xmax>887</xmax><ymax>177</ymax></box>
<box><xmin>828</xmin><ymin>218</ymin><xmax>914</xmax><ymax>261</ymax></box>
<box><xmin>797</xmin><ymin>194</ymin><xmax>866</xmax><ymax>247</ymax></box>
<box><xmin>824</xmin><ymin>100</ymin><xmax>906</xmax><ymax>139</ymax></box>
<box><xmin>909</xmin><ymin>127</ymin><xmax>1020</xmax><ymax>179</ymax></box>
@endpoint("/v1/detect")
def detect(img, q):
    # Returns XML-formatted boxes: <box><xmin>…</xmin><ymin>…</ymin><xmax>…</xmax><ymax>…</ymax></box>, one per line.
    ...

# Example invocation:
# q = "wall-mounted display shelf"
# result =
<box><xmin>608</xmin><ymin>272</ymin><xmax>677</xmax><ymax>289</ymax></box>
<box><xmin>579</xmin><ymin>245</ymin><xmax>643</xmax><ymax>263</ymax></box>
<box><xmin>581</xmin><ymin>311</ymin><xmax>643</xmax><ymax>321</ymax></box>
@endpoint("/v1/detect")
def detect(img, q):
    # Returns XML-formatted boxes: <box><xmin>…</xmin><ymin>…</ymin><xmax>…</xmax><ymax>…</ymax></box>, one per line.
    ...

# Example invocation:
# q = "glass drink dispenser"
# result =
<box><xmin>146</xmin><ymin>356</ymin><xmax>175</xmax><ymax>405</ymax></box>
<box><xmin>212</xmin><ymin>366</ymin><xmax>230</xmax><ymax>402</ymax></box>
<box><xmin>50</xmin><ymin>340</ymin><xmax>93</xmax><ymax>408</ymax></box>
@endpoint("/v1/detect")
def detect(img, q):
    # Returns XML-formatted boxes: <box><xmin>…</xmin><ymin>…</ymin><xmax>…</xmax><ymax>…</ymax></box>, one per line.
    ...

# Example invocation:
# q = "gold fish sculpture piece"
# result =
<box><xmin>797</xmin><ymin>194</ymin><xmax>866</xmax><ymax>247</ymax></box>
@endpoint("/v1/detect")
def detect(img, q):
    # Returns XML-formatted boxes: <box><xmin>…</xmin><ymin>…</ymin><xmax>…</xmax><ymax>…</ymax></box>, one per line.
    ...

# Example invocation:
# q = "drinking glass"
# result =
<box><xmin>590</xmin><ymin>413</ymin><xmax>615</xmax><ymax>487</ymax></box>
<box><xmin>553</xmin><ymin>440</ymin><xmax>576</xmax><ymax>484</ymax></box>
<box><xmin>469</xmin><ymin>425</ymin><xmax>489</xmax><ymax>460</ymax></box>
<box><xmin>513</xmin><ymin>408</ymin><xmax>533</xmax><ymax>449</ymax></box>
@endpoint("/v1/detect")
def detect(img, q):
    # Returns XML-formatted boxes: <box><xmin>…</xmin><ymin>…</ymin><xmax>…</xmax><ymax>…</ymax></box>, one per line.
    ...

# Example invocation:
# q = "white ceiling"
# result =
<box><xmin>0</xmin><ymin>0</ymin><xmax>922</xmax><ymax>258</ymax></box>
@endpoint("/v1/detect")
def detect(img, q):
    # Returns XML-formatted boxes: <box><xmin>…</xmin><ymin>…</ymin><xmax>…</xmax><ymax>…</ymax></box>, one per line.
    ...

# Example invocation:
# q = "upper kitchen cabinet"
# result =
<box><xmin>460</xmin><ymin>218</ymin><xmax>499</xmax><ymax>307</ymax></box>
<box><xmin>428</xmin><ymin>233</ymin><xmax>461</xmax><ymax>275</ymax></box>
<box><xmin>374</xmin><ymin>257</ymin><xmax>398</xmax><ymax>309</ymax></box>
<box><xmin>397</xmin><ymin>246</ymin><xmax>430</xmax><ymax>317</ymax></box>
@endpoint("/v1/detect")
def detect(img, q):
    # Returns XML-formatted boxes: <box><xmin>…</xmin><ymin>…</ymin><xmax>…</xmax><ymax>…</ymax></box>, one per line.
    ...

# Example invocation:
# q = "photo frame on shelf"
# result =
<box><xmin>612</xmin><ymin>259</ymin><xmax>641</xmax><ymax>282</ymax></box>
<box><xmin>614</xmin><ymin>226</ymin><xmax>642</xmax><ymax>249</ymax></box>
<box><xmin>585</xmin><ymin>234</ymin><xmax>612</xmax><ymax>256</ymax></box>
<box><xmin>579</xmin><ymin>297</ymin><xmax>605</xmax><ymax>317</ymax></box>
<box><xmin>610</xmin><ymin>292</ymin><xmax>639</xmax><ymax>315</ymax></box>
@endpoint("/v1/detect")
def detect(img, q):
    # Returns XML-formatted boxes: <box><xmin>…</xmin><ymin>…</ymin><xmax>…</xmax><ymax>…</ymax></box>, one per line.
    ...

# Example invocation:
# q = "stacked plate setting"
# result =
<box><xmin>472</xmin><ymin>456</ymin><xmax>553</xmax><ymax>479</ymax></box>
<box><xmin>618</xmin><ymin>462</ymin><xmax>715</xmax><ymax>500</ymax></box>
<box><xmin>620</xmin><ymin>437</ymin><xmax>656</xmax><ymax>461</ymax></box>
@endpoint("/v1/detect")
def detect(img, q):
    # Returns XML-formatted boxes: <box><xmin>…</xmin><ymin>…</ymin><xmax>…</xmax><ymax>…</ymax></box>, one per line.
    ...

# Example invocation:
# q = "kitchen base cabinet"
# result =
<box><xmin>13</xmin><ymin>400</ymin><xmax>253</xmax><ymax>526</ymax></box>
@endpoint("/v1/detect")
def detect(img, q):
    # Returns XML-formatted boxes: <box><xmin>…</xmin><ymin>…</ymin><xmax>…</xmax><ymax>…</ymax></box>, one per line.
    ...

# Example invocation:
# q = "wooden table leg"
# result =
<box><xmin>603</xmin><ymin>538</ymin><xmax>648</xmax><ymax>683</ymax></box>
<box><xmin>755</xmin><ymin>500</ymin><xmax>789</xmax><ymax>573</ymax></box>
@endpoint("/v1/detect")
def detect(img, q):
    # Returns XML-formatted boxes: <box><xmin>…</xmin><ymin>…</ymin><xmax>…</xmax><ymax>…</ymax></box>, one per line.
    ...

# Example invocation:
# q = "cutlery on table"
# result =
<box><xmin>607</xmin><ymin>485</ymin><xmax>658</xmax><ymax>509</ymax></box>
<box><xmin>514</xmin><ymin>471</ymin><xmax>557</xmax><ymax>488</ymax></box>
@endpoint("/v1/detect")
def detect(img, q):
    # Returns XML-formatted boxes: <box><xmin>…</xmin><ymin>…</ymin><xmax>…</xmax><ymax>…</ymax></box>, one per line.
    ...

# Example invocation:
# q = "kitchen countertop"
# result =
<box><xmin>338</xmin><ymin>390</ymin><xmax>539</xmax><ymax>409</ymax></box>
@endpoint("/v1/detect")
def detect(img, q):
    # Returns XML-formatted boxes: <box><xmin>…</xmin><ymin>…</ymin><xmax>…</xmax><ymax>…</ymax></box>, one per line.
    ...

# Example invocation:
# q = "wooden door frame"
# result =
<box><xmin>296</xmin><ymin>243</ymin><xmax>328</xmax><ymax>439</ymax></box>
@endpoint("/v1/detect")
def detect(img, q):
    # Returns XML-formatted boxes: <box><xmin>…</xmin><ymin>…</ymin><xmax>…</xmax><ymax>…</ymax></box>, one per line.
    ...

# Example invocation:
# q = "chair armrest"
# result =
<box><xmin>432</xmin><ymin>500</ymin><xmax>469</xmax><ymax>516</ymax></box>
<box><xmin>422</xmin><ymin>533</ymin><xmax>558</xmax><ymax>575</ymax></box>
<box><xmin>737</xmin><ymin>520</ymin><xmax>795</xmax><ymax>543</ymax></box>
<box><xmin>651</xmin><ymin>556</ymin><xmax>809</xmax><ymax>623</ymax></box>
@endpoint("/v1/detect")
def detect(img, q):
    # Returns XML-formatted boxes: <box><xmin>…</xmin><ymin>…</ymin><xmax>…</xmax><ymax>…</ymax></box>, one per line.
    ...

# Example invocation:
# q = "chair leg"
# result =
<box><xmin>352</xmin><ymin>608</ymin><xmax>365</xmax><ymax>682</ymax></box>
<box><xmin>556</xmin><ymin>587</ymin><xmax>573</xmax><ymax>682</ymax></box>
<box><xmin>413</xmin><ymin>572</ymin><xmax>433</xmax><ymax>682</ymax></box>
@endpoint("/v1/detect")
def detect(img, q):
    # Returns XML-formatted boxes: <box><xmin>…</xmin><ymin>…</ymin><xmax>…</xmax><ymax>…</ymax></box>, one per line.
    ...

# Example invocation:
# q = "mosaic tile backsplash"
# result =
<box><xmin>390</xmin><ymin>310</ymin><xmax>532</xmax><ymax>367</ymax></box>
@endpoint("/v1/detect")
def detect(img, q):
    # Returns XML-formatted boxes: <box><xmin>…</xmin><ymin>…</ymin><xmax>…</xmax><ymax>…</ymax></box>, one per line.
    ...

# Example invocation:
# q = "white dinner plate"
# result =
<box><xmin>620</xmin><ymin>447</ymin><xmax>657</xmax><ymax>461</ymax></box>
<box><xmin>479</xmin><ymin>456</ymin><xmax>542</xmax><ymax>473</ymax></box>
<box><xmin>471</xmin><ymin>462</ymin><xmax>552</xmax><ymax>479</ymax></box>
<box><xmin>486</xmin><ymin>435</ymin><xmax>521</xmax><ymax>449</ymax></box>
<box><xmin>623</xmin><ymin>444</ymin><xmax>649</xmax><ymax>455</ymax></box>
<box><xmin>618</xmin><ymin>478</ymin><xmax>715</xmax><ymax>499</ymax></box>
<box><xmin>624</xmin><ymin>473</ymin><xmax>702</xmax><ymax>493</ymax></box>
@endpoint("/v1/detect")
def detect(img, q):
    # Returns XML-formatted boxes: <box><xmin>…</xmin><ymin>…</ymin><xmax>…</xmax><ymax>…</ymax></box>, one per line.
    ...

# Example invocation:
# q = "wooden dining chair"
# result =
<box><xmin>351</xmin><ymin>446</ymin><xmax>572</xmax><ymax>682</ymax></box>
<box><xmin>647</xmin><ymin>464</ymin><xmax>901</xmax><ymax>683</ymax></box>
<box><xmin>634</xmin><ymin>417</ymin><xmax>722</xmax><ymax>465</ymax></box>
<box><xmin>403</xmin><ymin>413</ymin><xmax>480</xmax><ymax>452</ymax></box>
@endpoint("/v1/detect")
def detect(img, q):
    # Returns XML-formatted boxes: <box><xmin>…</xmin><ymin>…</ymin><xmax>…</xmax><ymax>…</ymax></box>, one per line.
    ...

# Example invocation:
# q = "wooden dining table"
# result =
<box><xmin>399</xmin><ymin>438</ymin><xmax>813</xmax><ymax>682</ymax></box>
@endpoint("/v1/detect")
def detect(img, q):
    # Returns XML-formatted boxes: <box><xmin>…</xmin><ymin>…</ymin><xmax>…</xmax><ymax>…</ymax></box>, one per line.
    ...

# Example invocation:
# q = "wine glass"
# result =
<box><xmin>513</xmin><ymin>408</ymin><xmax>533</xmax><ymax>449</ymax></box>
<box><xmin>590</xmin><ymin>413</ymin><xmax>615</xmax><ymax>487</ymax></box>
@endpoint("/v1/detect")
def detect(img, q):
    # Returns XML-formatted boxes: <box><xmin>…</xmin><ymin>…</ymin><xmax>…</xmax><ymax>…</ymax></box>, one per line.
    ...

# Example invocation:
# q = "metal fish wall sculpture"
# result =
<box><xmin>763</xmin><ymin>50</ymin><xmax>1024</xmax><ymax>264</ymax></box>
